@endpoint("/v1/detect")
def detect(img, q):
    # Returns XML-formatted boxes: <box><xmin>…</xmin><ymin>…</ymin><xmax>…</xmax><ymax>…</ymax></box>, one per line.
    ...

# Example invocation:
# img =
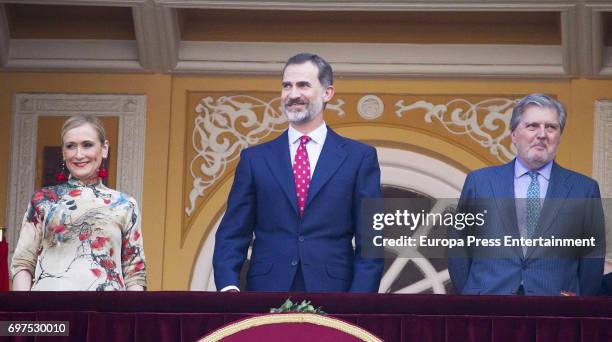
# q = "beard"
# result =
<box><xmin>281</xmin><ymin>96</ymin><xmax>324</xmax><ymax>124</ymax></box>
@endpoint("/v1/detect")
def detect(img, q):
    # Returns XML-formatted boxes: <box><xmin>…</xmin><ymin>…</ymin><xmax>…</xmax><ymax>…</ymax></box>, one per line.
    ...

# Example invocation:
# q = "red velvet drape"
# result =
<box><xmin>0</xmin><ymin>239</ymin><xmax>9</xmax><ymax>291</ymax></box>
<box><xmin>0</xmin><ymin>292</ymin><xmax>610</xmax><ymax>341</ymax></box>
<box><xmin>0</xmin><ymin>311</ymin><xmax>609</xmax><ymax>342</ymax></box>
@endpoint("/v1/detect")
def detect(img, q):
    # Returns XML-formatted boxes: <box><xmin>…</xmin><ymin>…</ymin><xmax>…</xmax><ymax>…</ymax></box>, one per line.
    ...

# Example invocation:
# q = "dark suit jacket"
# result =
<box><xmin>600</xmin><ymin>272</ymin><xmax>612</xmax><ymax>295</ymax></box>
<box><xmin>448</xmin><ymin>160</ymin><xmax>605</xmax><ymax>295</ymax></box>
<box><xmin>213</xmin><ymin>128</ymin><xmax>384</xmax><ymax>292</ymax></box>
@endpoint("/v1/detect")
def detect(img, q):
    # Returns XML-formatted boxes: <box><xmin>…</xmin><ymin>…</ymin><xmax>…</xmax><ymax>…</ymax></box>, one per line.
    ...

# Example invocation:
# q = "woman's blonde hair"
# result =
<box><xmin>61</xmin><ymin>114</ymin><xmax>106</xmax><ymax>144</ymax></box>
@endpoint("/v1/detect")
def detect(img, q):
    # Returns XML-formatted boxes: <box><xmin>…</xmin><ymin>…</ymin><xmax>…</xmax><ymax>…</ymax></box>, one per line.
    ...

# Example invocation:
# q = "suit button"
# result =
<box><xmin>291</xmin><ymin>260</ymin><xmax>298</xmax><ymax>266</ymax></box>
<box><xmin>298</xmin><ymin>236</ymin><xmax>305</xmax><ymax>242</ymax></box>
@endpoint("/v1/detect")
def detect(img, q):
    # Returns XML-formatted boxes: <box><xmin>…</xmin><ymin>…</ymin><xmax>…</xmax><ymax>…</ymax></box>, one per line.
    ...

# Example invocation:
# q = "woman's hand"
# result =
<box><xmin>126</xmin><ymin>284</ymin><xmax>145</xmax><ymax>291</ymax></box>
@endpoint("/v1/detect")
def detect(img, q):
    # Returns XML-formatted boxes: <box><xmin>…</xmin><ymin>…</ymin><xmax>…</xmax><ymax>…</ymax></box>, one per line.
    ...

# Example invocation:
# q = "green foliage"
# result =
<box><xmin>270</xmin><ymin>298</ymin><xmax>326</xmax><ymax>314</ymax></box>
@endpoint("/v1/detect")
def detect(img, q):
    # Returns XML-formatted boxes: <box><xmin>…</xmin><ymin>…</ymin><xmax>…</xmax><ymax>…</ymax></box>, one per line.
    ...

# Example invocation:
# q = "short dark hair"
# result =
<box><xmin>283</xmin><ymin>53</ymin><xmax>333</xmax><ymax>88</ymax></box>
<box><xmin>510</xmin><ymin>93</ymin><xmax>567</xmax><ymax>133</ymax></box>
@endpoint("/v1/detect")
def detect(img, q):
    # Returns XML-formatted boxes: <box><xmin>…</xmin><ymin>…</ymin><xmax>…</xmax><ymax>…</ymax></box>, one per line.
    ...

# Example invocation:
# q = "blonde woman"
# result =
<box><xmin>11</xmin><ymin>115</ymin><xmax>146</xmax><ymax>291</ymax></box>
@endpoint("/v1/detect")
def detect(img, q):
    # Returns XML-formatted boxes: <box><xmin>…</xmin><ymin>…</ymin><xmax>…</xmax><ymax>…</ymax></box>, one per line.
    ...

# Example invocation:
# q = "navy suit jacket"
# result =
<box><xmin>448</xmin><ymin>160</ymin><xmax>605</xmax><ymax>296</ymax></box>
<box><xmin>600</xmin><ymin>272</ymin><xmax>612</xmax><ymax>296</ymax></box>
<box><xmin>213</xmin><ymin>128</ymin><xmax>384</xmax><ymax>292</ymax></box>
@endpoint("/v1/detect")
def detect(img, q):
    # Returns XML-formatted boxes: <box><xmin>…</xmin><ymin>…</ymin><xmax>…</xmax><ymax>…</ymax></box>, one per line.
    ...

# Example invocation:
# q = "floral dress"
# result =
<box><xmin>11</xmin><ymin>177</ymin><xmax>146</xmax><ymax>291</ymax></box>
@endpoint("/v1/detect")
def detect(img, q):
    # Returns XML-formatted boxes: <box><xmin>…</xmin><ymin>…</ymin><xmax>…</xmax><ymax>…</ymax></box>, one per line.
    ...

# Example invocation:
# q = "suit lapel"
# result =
<box><xmin>264</xmin><ymin>131</ymin><xmax>298</xmax><ymax>215</ymax></box>
<box><xmin>306</xmin><ymin>129</ymin><xmax>347</xmax><ymax>207</ymax></box>
<box><xmin>525</xmin><ymin>162</ymin><xmax>571</xmax><ymax>258</ymax></box>
<box><xmin>492</xmin><ymin>161</ymin><xmax>520</xmax><ymax>238</ymax></box>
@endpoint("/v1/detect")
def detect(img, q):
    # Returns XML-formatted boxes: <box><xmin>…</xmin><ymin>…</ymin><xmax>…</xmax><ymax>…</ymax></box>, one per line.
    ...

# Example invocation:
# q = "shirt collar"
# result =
<box><xmin>288</xmin><ymin>121</ymin><xmax>327</xmax><ymax>145</ymax></box>
<box><xmin>514</xmin><ymin>158</ymin><xmax>553</xmax><ymax>181</ymax></box>
<box><xmin>67</xmin><ymin>175</ymin><xmax>104</xmax><ymax>188</ymax></box>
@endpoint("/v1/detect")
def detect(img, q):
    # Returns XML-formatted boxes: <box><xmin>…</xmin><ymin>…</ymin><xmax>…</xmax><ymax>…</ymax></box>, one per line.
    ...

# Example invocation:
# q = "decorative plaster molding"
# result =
<box><xmin>2</xmin><ymin>0</ymin><xmax>146</xmax><ymax>4</ymax></box>
<box><xmin>163</xmin><ymin>1</ymin><xmax>573</xmax><ymax>78</ymax></box>
<box><xmin>584</xmin><ymin>3</ymin><xmax>612</xmax><ymax>77</ymax></box>
<box><xmin>326</xmin><ymin>99</ymin><xmax>345</xmax><ymax>117</ymax></box>
<box><xmin>593</xmin><ymin>100</ymin><xmax>612</xmax><ymax>198</ymax></box>
<box><xmin>133</xmin><ymin>2</ymin><xmax>158</xmax><ymax>71</ymax></box>
<box><xmin>600</xmin><ymin>47</ymin><xmax>612</xmax><ymax>76</ymax></box>
<box><xmin>158</xmin><ymin>0</ymin><xmax>577</xmax><ymax>11</ymax></box>
<box><xmin>6</xmin><ymin>94</ymin><xmax>147</xmax><ymax>256</ymax></box>
<box><xmin>153</xmin><ymin>5</ymin><xmax>181</xmax><ymax>71</ymax></box>
<box><xmin>357</xmin><ymin>95</ymin><xmax>384</xmax><ymax>120</ymax></box>
<box><xmin>186</xmin><ymin>95</ymin><xmax>344</xmax><ymax>216</ymax></box>
<box><xmin>0</xmin><ymin>1</ymin><xmax>155</xmax><ymax>72</ymax></box>
<box><xmin>175</xmin><ymin>42</ymin><xmax>566</xmax><ymax>77</ymax></box>
<box><xmin>5</xmin><ymin>39</ymin><xmax>143</xmax><ymax>71</ymax></box>
<box><xmin>3</xmin><ymin>0</ymin><xmax>605</xmax><ymax>78</ymax></box>
<box><xmin>395</xmin><ymin>97</ymin><xmax>518</xmax><ymax>163</ymax></box>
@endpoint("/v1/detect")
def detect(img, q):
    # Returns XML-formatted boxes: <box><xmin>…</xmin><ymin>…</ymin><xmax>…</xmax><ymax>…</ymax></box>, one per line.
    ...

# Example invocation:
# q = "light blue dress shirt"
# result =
<box><xmin>514</xmin><ymin>158</ymin><xmax>552</xmax><ymax>246</ymax></box>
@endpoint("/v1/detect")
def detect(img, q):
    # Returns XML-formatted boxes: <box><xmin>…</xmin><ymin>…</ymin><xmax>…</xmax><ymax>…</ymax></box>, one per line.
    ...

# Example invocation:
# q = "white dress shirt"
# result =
<box><xmin>288</xmin><ymin>122</ymin><xmax>327</xmax><ymax>177</ymax></box>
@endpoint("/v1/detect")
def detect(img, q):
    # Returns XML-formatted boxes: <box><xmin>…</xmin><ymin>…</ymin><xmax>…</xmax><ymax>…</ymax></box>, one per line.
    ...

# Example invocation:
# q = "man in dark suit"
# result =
<box><xmin>601</xmin><ymin>272</ymin><xmax>612</xmax><ymax>295</ymax></box>
<box><xmin>213</xmin><ymin>53</ymin><xmax>384</xmax><ymax>292</ymax></box>
<box><xmin>448</xmin><ymin>93</ymin><xmax>606</xmax><ymax>296</ymax></box>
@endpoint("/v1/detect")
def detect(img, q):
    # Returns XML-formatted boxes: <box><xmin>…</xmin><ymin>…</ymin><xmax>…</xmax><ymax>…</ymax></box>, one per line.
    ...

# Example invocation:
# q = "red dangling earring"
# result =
<box><xmin>98</xmin><ymin>159</ymin><xmax>108</xmax><ymax>179</ymax></box>
<box><xmin>55</xmin><ymin>160</ymin><xmax>67</xmax><ymax>183</ymax></box>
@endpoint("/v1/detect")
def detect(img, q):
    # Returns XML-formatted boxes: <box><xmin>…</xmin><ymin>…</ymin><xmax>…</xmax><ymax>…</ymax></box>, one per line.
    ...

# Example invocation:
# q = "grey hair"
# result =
<box><xmin>282</xmin><ymin>52</ymin><xmax>333</xmax><ymax>88</ymax></box>
<box><xmin>510</xmin><ymin>93</ymin><xmax>567</xmax><ymax>133</ymax></box>
<box><xmin>61</xmin><ymin>114</ymin><xmax>106</xmax><ymax>144</ymax></box>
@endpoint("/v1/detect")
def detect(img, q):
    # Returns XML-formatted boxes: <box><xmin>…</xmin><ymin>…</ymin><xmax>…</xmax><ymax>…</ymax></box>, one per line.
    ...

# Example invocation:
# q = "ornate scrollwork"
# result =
<box><xmin>186</xmin><ymin>95</ymin><xmax>345</xmax><ymax>216</ymax></box>
<box><xmin>395</xmin><ymin>98</ymin><xmax>519</xmax><ymax>163</ymax></box>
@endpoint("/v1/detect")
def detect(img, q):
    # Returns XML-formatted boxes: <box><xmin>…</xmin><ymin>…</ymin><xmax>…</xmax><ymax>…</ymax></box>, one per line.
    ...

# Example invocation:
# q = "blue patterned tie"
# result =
<box><xmin>526</xmin><ymin>171</ymin><xmax>541</xmax><ymax>238</ymax></box>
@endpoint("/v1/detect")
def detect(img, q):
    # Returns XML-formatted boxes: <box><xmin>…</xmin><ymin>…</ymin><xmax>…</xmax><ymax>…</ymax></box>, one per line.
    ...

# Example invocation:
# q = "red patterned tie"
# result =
<box><xmin>293</xmin><ymin>136</ymin><xmax>311</xmax><ymax>217</ymax></box>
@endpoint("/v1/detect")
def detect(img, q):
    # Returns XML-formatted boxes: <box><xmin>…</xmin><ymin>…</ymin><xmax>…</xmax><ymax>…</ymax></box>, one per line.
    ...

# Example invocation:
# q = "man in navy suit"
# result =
<box><xmin>448</xmin><ymin>93</ymin><xmax>606</xmax><ymax>296</ymax></box>
<box><xmin>213</xmin><ymin>53</ymin><xmax>384</xmax><ymax>292</ymax></box>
